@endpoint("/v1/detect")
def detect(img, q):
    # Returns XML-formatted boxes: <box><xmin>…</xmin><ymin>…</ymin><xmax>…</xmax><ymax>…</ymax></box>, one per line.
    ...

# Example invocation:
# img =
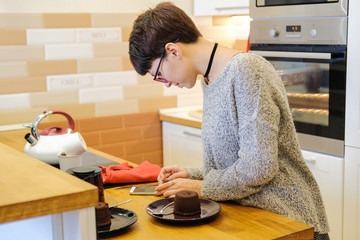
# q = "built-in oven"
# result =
<box><xmin>250</xmin><ymin>16</ymin><xmax>347</xmax><ymax>157</ymax></box>
<box><xmin>250</xmin><ymin>0</ymin><xmax>348</xmax><ymax>18</ymax></box>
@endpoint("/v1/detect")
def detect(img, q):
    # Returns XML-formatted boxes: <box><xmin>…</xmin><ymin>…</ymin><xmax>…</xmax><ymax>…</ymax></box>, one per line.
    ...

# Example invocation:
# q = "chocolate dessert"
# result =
<box><xmin>96</xmin><ymin>202</ymin><xmax>111</xmax><ymax>227</ymax></box>
<box><xmin>173</xmin><ymin>190</ymin><xmax>201</xmax><ymax>216</ymax></box>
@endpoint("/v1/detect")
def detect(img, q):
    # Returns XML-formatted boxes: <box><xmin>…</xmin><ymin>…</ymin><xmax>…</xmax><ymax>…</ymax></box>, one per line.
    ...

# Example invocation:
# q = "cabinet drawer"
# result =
<box><xmin>162</xmin><ymin>121</ymin><xmax>203</xmax><ymax>168</ymax></box>
<box><xmin>301</xmin><ymin>149</ymin><xmax>343</xmax><ymax>240</ymax></box>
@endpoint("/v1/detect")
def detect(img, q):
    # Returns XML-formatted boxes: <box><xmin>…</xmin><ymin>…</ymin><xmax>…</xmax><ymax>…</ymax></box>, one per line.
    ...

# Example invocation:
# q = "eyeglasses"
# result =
<box><xmin>153</xmin><ymin>39</ymin><xmax>179</xmax><ymax>83</ymax></box>
<box><xmin>153</xmin><ymin>52</ymin><xmax>168</xmax><ymax>83</ymax></box>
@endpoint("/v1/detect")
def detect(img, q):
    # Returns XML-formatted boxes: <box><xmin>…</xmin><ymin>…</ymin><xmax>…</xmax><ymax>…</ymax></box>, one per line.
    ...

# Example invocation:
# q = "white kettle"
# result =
<box><xmin>24</xmin><ymin>110</ymin><xmax>77</xmax><ymax>165</ymax></box>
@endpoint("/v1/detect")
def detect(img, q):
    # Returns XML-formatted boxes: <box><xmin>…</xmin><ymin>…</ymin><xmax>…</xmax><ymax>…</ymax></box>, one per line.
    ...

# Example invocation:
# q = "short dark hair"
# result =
<box><xmin>128</xmin><ymin>2</ymin><xmax>202</xmax><ymax>75</ymax></box>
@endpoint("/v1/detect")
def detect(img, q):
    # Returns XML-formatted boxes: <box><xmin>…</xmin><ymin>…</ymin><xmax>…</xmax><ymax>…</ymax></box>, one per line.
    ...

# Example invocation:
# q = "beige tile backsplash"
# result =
<box><xmin>95</xmin><ymin>99</ymin><xmax>139</xmax><ymax>117</ymax></box>
<box><xmin>91</xmin><ymin>13</ymin><xmax>138</xmax><ymax>28</ymax></box>
<box><xmin>0</xmin><ymin>76</ymin><xmax>46</xmax><ymax>94</ymax></box>
<box><xmin>77</xmin><ymin>57</ymin><xmax>123</xmax><ymax>73</ymax></box>
<box><xmin>123</xmin><ymin>84</ymin><xmax>164</xmax><ymax>100</ymax></box>
<box><xmin>0</xmin><ymin>61</ymin><xmax>28</xmax><ymax>79</ymax></box>
<box><xmin>29</xmin><ymin>90</ymin><xmax>79</xmax><ymax>107</ymax></box>
<box><xmin>46</xmin><ymin>103</ymin><xmax>96</xmax><ymax>120</ymax></box>
<box><xmin>0</xmin><ymin>12</ymin><xmax>248</xmax><ymax>126</ymax></box>
<box><xmin>0</xmin><ymin>29</ymin><xmax>27</xmax><ymax>45</ymax></box>
<box><xmin>42</xmin><ymin>13</ymin><xmax>91</xmax><ymax>28</ymax></box>
<box><xmin>138</xmin><ymin>96</ymin><xmax>178</xmax><ymax>113</ymax></box>
<box><xmin>93</xmin><ymin>42</ymin><xmax>129</xmax><ymax>57</ymax></box>
<box><xmin>0</xmin><ymin>13</ymin><xmax>43</xmax><ymax>29</ymax></box>
<box><xmin>27</xmin><ymin>59</ymin><xmax>78</xmax><ymax>76</ymax></box>
<box><xmin>0</xmin><ymin>45</ymin><xmax>44</xmax><ymax>62</ymax></box>
<box><xmin>0</xmin><ymin>107</ymin><xmax>45</xmax><ymax>125</ymax></box>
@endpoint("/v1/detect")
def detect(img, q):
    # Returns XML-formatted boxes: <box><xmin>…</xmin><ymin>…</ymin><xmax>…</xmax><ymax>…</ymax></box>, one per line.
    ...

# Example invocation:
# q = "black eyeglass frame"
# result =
<box><xmin>153</xmin><ymin>52</ymin><xmax>167</xmax><ymax>83</ymax></box>
<box><xmin>153</xmin><ymin>39</ymin><xmax>179</xmax><ymax>83</ymax></box>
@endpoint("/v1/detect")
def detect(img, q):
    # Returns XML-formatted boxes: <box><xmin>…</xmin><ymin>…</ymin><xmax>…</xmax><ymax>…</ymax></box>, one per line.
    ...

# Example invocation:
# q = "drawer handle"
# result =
<box><xmin>304</xmin><ymin>159</ymin><xmax>316</xmax><ymax>165</ymax></box>
<box><xmin>183</xmin><ymin>131</ymin><xmax>202</xmax><ymax>138</ymax></box>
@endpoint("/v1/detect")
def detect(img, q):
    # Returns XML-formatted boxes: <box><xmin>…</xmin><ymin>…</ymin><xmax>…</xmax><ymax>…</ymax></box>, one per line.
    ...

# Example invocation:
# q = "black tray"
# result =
<box><xmin>97</xmin><ymin>208</ymin><xmax>137</xmax><ymax>238</ymax></box>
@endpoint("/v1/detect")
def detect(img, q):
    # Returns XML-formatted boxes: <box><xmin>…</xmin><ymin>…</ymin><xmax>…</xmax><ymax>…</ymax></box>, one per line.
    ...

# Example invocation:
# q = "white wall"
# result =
<box><xmin>0</xmin><ymin>0</ymin><xmax>193</xmax><ymax>14</ymax></box>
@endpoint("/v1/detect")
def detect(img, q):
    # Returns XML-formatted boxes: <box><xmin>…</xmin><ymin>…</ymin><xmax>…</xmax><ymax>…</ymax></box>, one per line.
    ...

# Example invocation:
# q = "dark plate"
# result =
<box><xmin>146</xmin><ymin>198</ymin><xmax>221</xmax><ymax>223</ymax></box>
<box><xmin>97</xmin><ymin>208</ymin><xmax>137</xmax><ymax>238</ymax></box>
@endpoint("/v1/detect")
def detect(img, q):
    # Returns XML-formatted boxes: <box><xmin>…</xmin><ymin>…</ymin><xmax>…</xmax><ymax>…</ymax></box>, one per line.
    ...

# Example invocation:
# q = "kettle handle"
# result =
<box><xmin>28</xmin><ymin>110</ymin><xmax>75</xmax><ymax>140</ymax></box>
<box><xmin>52</xmin><ymin>110</ymin><xmax>75</xmax><ymax>130</ymax></box>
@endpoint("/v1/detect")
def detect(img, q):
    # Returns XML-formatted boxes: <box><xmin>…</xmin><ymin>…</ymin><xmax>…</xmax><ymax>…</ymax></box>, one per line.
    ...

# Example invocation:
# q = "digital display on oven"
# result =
<box><xmin>286</xmin><ymin>25</ymin><xmax>301</xmax><ymax>32</ymax></box>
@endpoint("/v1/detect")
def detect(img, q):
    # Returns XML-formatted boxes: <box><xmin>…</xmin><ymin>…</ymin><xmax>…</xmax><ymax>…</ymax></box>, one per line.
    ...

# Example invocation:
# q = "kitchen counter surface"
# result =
<box><xmin>0</xmin><ymin>128</ymin><xmax>124</xmax><ymax>224</ymax></box>
<box><xmin>0</xmin><ymin>128</ymin><xmax>314</xmax><ymax>239</ymax></box>
<box><xmin>103</xmin><ymin>187</ymin><xmax>314</xmax><ymax>240</ymax></box>
<box><xmin>0</xmin><ymin>135</ymin><xmax>98</xmax><ymax>224</ymax></box>
<box><xmin>159</xmin><ymin>106</ymin><xmax>202</xmax><ymax>129</ymax></box>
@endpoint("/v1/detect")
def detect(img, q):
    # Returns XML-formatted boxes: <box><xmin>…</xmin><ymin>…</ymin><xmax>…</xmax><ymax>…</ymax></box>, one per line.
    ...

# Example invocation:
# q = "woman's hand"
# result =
<box><xmin>155</xmin><ymin>178</ymin><xmax>203</xmax><ymax>198</ymax></box>
<box><xmin>155</xmin><ymin>165</ymin><xmax>202</xmax><ymax>198</ymax></box>
<box><xmin>157</xmin><ymin>165</ymin><xmax>190</xmax><ymax>184</ymax></box>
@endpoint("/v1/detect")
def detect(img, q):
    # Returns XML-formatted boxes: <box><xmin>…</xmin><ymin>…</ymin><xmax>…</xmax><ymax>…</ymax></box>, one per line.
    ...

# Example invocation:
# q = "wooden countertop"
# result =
<box><xmin>159</xmin><ymin>107</ymin><xmax>202</xmax><ymax>128</ymax></box>
<box><xmin>104</xmin><ymin>187</ymin><xmax>314</xmax><ymax>240</ymax></box>
<box><xmin>0</xmin><ymin>129</ymin><xmax>314</xmax><ymax>239</ymax></box>
<box><xmin>0</xmin><ymin>129</ymin><xmax>98</xmax><ymax>224</ymax></box>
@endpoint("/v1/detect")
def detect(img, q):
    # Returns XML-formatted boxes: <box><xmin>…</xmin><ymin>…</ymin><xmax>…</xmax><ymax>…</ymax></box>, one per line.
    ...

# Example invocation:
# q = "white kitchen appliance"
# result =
<box><xmin>250</xmin><ymin>0</ymin><xmax>347</xmax><ymax>19</ymax></box>
<box><xmin>249</xmin><ymin>1</ymin><xmax>348</xmax><ymax>239</ymax></box>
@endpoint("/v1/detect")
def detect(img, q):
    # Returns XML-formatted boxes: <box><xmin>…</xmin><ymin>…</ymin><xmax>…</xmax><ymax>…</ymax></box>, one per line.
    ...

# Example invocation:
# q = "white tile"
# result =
<box><xmin>163</xmin><ymin>79</ymin><xmax>203</xmax><ymax>96</ymax></box>
<box><xmin>26</xmin><ymin>28</ymin><xmax>76</xmax><ymax>45</ymax></box>
<box><xmin>0</xmin><ymin>93</ymin><xmax>30</xmax><ymax>110</ymax></box>
<box><xmin>76</xmin><ymin>28</ymin><xmax>122</xmax><ymax>43</ymax></box>
<box><xmin>0</xmin><ymin>61</ymin><xmax>27</xmax><ymax>79</ymax></box>
<box><xmin>177</xmin><ymin>93</ymin><xmax>203</xmax><ymax>107</ymax></box>
<box><xmin>47</xmin><ymin>73</ymin><xmax>94</xmax><ymax>91</ymax></box>
<box><xmin>79</xmin><ymin>86</ymin><xmax>123</xmax><ymax>104</ymax></box>
<box><xmin>94</xmin><ymin>71</ymin><xmax>137</xmax><ymax>87</ymax></box>
<box><xmin>45</xmin><ymin>43</ymin><xmax>93</xmax><ymax>60</ymax></box>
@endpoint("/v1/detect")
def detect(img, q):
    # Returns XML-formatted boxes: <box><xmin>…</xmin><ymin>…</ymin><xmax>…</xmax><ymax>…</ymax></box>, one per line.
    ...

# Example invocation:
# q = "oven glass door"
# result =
<box><xmin>252</xmin><ymin>50</ymin><xmax>346</xmax><ymax>140</ymax></box>
<box><xmin>257</xmin><ymin>0</ymin><xmax>338</xmax><ymax>7</ymax></box>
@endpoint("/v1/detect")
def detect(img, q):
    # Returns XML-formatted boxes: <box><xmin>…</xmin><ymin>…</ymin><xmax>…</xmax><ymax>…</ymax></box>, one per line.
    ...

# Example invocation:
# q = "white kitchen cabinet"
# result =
<box><xmin>194</xmin><ymin>0</ymin><xmax>249</xmax><ymax>16</ymax></box>
<box><xmin>343</xmin><ymin>146</ymin><xmax>360</xmax><ymax>240</ymax></box>
<box><xmin>301</xmin><ymin>150</ymin><xmax>343</xmax><ymax>240</ymax></box>
<box><xmin>162</xmin><ymin>121</ymin><xmax>203</xmax><ymax>168</ymax></box>
<box><xmin>0</xmin><ymin>208</ymin><xmax>96</xmax><ymax>240</ymax></box>
<box><xmin>345</xmin><ymin>0</ymin><xmax>360</xmax><ymax>149</ymax></box>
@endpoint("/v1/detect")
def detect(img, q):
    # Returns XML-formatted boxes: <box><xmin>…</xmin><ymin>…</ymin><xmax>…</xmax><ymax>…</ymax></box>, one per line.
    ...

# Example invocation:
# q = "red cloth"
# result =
<box><xmin>246</xmin><ymin>36</ymin><xmax>251</xmax><ymax>52</ymax></box>
<box><xmin>99</xmin><ymin>161</ymin><xmax>161</xmax><ymax>184</ymax></box>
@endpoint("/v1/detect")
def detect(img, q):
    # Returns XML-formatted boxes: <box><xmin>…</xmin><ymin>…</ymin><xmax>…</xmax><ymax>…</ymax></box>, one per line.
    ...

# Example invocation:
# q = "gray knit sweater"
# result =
<box><xmin>187</xmin><ymin>53</ymin><xmax>329</xmax><ymax>233</ymax></box>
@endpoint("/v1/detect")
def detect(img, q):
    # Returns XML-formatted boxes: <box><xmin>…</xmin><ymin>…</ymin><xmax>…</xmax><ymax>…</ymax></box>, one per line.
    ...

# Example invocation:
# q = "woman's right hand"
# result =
<box><xmin>157</xmin><ymin>165</ymin><xmax>190</xmax><ymax>184</ymax></box>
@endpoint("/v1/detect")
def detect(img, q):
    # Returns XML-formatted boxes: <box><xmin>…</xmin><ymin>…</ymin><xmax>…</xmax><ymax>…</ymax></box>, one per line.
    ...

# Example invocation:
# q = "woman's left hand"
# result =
<box><xmin>155</xmin><ymin>178</ymin><xmax>203</xmax><ymax>198</ymax></box>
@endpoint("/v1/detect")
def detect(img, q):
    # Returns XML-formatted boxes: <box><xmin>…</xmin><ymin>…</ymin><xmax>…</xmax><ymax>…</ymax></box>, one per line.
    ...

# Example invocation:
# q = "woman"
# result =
<box><xmin>129</xmin><ymin>2</ymin><xmax>330</xmax><ymax>239</ymax></box>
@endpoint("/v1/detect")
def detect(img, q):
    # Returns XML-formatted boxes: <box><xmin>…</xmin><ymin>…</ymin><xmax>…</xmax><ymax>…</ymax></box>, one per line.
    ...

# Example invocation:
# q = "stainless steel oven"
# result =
<box><xmin>250</xmin><ymin>0</ymin><xmax>348</xmax><ymax>18</ymax></box>
<box><xmin>250</xmin><ymin>16</ymin><xmax>347</xmax><ymax>157</ymax></box>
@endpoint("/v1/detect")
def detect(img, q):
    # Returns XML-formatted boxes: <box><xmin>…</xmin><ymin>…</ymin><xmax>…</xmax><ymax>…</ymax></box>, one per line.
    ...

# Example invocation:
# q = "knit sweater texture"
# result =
<box><xmin>187</xmin><ymin>53</ymin><xmax>329</xmax><ymax>233</ymax></box>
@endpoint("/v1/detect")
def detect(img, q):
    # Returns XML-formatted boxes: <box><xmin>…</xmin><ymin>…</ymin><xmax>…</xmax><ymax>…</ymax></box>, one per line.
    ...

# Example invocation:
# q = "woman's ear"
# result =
<box><xmin>165</xmin><ymin>42</ymin><xmax>182</xmax><ymax>59</ymax></box>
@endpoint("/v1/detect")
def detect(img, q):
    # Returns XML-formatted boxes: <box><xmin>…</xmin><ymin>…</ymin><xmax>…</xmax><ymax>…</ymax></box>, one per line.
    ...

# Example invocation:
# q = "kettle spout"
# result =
<box><xmin>25</xmin><ymin>133</ymin><xmax>37</xmax><ymax>146</ymax></box>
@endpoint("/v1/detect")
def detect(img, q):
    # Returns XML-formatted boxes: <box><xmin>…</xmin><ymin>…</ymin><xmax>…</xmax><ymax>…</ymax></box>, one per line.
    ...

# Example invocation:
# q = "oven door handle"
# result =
<box><xmin>250</xmin><ymin>50</ymin><xmax>331</xmax><ymax>60</ymax></box>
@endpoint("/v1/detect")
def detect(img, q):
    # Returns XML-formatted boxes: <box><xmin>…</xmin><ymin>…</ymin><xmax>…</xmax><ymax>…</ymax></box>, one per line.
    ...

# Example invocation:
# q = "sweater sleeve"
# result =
<box><xmin>201</xmin><ymin>55</ymin><xmax>282</xmax><ymax>201</ymax></box>
<box><xmin>186</xmin><ymin>167</ymin><xmax>204</xmax><ymax>180</ymax></box>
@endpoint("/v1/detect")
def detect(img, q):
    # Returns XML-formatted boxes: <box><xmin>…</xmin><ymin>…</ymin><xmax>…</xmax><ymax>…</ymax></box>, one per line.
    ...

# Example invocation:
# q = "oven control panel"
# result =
<box><xmin>250</xmin><ymin>17</ymin><xmax>347</xmax><ymax>45</ymax></box>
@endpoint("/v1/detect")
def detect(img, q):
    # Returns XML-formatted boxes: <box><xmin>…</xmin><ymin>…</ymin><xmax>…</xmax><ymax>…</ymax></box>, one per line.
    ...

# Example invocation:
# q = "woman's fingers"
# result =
<box><xmin>155</xmin><ymin>179</ymin><xmax>203</xmax><ymax>198</ymax></box>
